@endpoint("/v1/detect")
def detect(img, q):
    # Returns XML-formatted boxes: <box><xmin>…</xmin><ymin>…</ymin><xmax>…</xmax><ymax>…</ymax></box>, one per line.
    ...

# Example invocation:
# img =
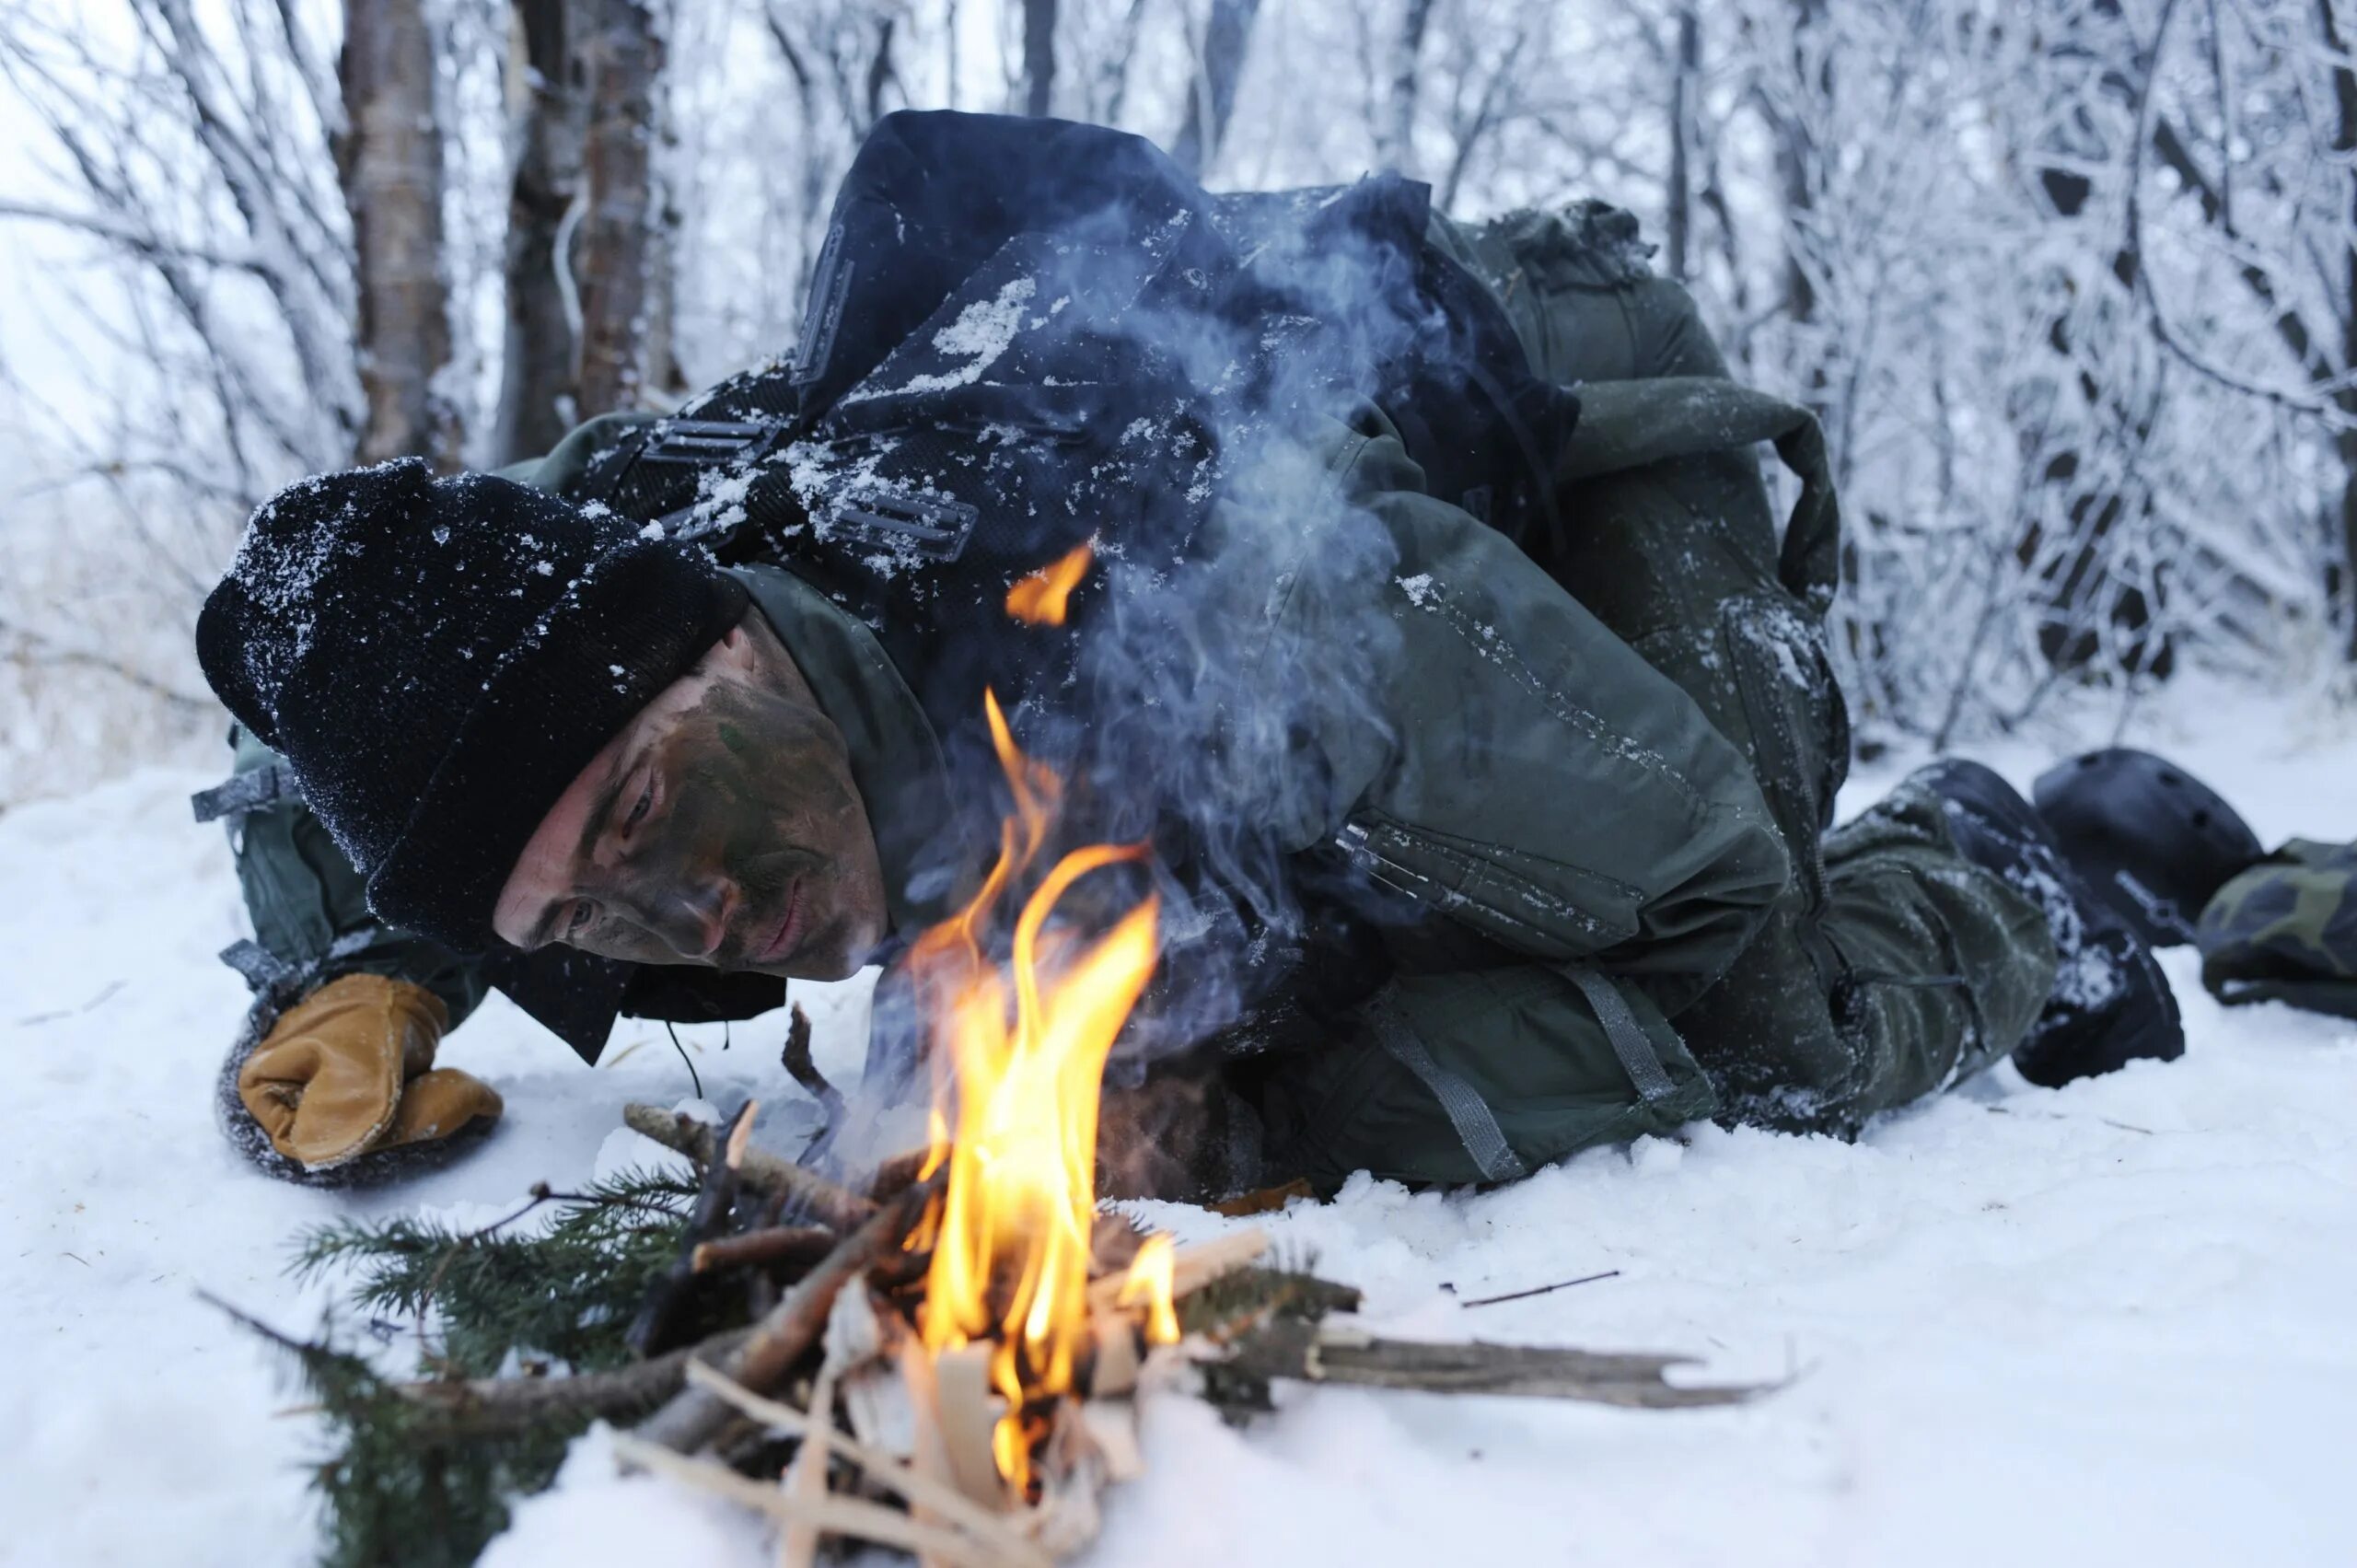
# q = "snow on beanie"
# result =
<box><xmin>196</xmin><ymin>458</ymin><xmax>749</xmax><ymax>954</ymax></box>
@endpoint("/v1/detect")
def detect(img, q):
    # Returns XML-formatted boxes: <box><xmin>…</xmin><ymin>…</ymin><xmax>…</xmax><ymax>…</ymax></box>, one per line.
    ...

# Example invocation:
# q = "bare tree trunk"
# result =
<box><xmin>2323</xmin><ymin>0</ymin><xmax>2357</xmax><ymax>658</ymax></box>
<box><xmin>338</xmin><ymin>0</ymin><xmax>456</xmax><ymax>466</ymax></box>
<box><xmin>1022</xmin><ymin>0</ymin><xmax>1056</xmax><ymax>117</ymax></box>
<box><xmin>495</xmin><ymin>0</ymin><xmax>586</xmax><ymax>464</ymax></box>
<box><xmin>1171</xmin><ymin>0</ymin><xmax>1263</xmax><ymax>180</ymax></box>
<box><xmin>1380</xmin><ymin>0</ymin><xmax>1436</xmax><ymax>172</ymax></box>
<box><xmin>575</xmin><ymin>0</ymin><xmax>661</xmax><ymax>418</ymax></box>
<box><xmin>1772</xmin><ymin>0</ymin><xmax>1826</xmax><ymax>332</ymax></box>
<box><xmin>1666</xmin><ymin>7</ymin><xmax>1699</xmax><ymax>282</ymax></box>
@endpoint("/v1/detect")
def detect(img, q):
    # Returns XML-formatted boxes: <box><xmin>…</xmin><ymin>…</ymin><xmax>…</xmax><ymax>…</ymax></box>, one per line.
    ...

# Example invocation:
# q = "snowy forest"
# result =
<box><xmin>9</xmin><ymin>6</ymin><xmax>2357</xmax><ymax>1567</ymax></box>
<box><xmin>4</xmin><ymin>0</ymin><xmax>2357</xmax><ymax>804</ymax></box>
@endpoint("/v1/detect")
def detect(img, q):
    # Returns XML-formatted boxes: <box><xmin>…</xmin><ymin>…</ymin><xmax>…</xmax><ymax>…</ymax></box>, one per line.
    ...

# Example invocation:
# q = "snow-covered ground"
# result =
<box><xmin>6</xmin><ymin>692</ymin><xmax>2355</xmax><ymax>1568</ymax></box>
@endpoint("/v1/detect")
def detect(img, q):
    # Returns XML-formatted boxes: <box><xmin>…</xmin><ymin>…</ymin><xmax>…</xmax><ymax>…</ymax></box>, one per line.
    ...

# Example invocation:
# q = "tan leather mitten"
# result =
<box><xmin>236</xmin><ymin>974</ymin><xmax>501</xmax><ymax>1169</ymax></box>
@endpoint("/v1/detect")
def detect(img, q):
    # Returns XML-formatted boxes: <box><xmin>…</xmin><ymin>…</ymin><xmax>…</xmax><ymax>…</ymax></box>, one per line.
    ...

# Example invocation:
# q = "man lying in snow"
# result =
<box><xmin>195</xmin><ymin>110</ymin><xmax>2225</xmax><ymax>1197</ymax></box>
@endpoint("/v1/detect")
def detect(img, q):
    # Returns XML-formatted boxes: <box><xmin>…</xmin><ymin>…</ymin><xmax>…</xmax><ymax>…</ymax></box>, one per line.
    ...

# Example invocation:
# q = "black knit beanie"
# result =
<box><xmin>196</xmin><ymin>459</ymin><xmax>749</xmax><ymax>954</ymax></box>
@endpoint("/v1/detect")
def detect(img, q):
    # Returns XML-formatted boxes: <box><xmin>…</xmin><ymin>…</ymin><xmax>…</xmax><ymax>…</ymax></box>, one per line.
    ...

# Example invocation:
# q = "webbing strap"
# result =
<box><xmin>217</xmin><ymin>930</ymin><xmax>379</xmax><ymax>999</ymax></box>
<box><xmin>1367</xmin><ymin>998</ymin><xmax>1530</xmax><ymax>1184</ymax></box>
<box><xmin>218</xmin><ymin>939</ymin><xmax>296</xmax><ymax>993</ymax></box>
<box><xmin>191</xmin><ymin>762</ymin><xmax>304</xmax><ymax>823</ymax></box>
<box><xmin>1562</xmin><ymin>968</ymin><xmax>1679</xmax><ymax>1103</ymax></box>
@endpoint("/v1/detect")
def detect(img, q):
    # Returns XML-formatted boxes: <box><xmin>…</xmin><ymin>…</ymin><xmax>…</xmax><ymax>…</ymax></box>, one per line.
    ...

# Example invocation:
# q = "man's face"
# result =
<box><xmin>493</xmin><ymin>614</ymin><xmax>888</xmax><ymax>980</ymax></box>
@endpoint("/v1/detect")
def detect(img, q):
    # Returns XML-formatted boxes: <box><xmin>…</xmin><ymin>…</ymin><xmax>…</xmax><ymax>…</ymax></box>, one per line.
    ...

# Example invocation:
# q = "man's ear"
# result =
<box><xmin>707</xmin><ymin>615</ymin><xmax>764</xmax><ymax>677</ymax></box>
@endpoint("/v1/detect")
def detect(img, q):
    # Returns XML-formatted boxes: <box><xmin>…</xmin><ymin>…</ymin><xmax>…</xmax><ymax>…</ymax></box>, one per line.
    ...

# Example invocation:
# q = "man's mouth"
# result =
<box><xmin>753</xmin><ymin>879</ymin><xmax>805</xmax><ymax>966</ymax></box>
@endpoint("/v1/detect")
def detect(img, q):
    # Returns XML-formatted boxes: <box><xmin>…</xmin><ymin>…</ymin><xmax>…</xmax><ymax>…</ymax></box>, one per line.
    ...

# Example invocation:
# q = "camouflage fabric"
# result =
<box><xmin>2198</xmin><ymin>840</ymin><xmax>2357</xmax><ymax>1020</ymax></box>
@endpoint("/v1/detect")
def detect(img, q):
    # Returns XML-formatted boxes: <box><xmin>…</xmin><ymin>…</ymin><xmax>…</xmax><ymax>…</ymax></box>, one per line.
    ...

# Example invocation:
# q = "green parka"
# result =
<box><xmin>216</xmin><ymin>201</ymin><xmax>2058</xmax><ymax>1193</ymax></box>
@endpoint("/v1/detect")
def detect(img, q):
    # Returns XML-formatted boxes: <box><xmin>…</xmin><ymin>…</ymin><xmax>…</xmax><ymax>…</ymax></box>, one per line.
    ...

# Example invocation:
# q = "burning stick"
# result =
<box><xmin>636</xmin><ymin>1177</ymin><xmax>940</xmax><ymax>1455</ymax></box>
<box><xmin>622</xmin><ymin>1102</ymin><xmax>877</xmax><ymax>1230</ymax></box>
<box><xmin>1085</xmin><ymin>1227</ymin><xmax>1267</xmax><ymax>1316</ymax></box>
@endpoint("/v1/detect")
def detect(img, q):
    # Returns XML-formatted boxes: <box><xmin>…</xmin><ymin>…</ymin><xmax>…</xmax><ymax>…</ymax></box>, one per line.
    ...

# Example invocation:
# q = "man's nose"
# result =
<box><xmin>657</xmin><ymin>881</ymin><xmax>734</xmax><ymax>960</ymax></box>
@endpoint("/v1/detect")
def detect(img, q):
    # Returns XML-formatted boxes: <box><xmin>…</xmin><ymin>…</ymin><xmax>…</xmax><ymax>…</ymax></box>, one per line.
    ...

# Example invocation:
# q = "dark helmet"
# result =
<box><xmin>2031</xmin><ymin>749</ymin><xmax>2263</xmax><ymax>947</ymax></box>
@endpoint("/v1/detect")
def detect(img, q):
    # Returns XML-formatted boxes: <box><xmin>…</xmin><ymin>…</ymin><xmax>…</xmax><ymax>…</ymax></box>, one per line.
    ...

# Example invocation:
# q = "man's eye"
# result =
<box><xmin>624</xmin><ymin>775</ymin><xmax>655</xmax><ymax>830</ymax></box>
<box><xmin>565</xmin><ymin>900</ymin><xmax>596</xmax><ymax>936</ymax></box>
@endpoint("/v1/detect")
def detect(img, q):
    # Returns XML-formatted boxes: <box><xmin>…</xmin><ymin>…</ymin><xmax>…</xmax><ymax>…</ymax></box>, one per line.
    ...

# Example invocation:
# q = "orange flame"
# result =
<box><xmin>911</xmin><ymin>687</ymin><xmax>1165</xmax><ymax>1494</ymax></box>
<box><xmin>1004</xmin><ymin>540</ymin><xmax>1095</xmax><ymax>626</ymax></box>
<box><xmin>1118</xmin><ymin>1234</ymin><xmax>1181</xmax><ymax>1346</ymax></box>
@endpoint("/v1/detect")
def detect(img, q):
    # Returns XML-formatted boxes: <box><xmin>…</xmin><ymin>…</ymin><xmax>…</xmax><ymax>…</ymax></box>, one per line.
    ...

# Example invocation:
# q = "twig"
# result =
<box><xmin>203</xmin><ymin>1286</ymin><xmax>757</xmax><ymax>1439</ymax></box>
<box><xmin>780</xmin><ymin>1001</ymin><xmax>844</xmax><ymax>1123</ymax></box>
<box><xmin>690</xmin><ymin>1225</ymin><xmax>840</xmax><ymax>1275</ymax></box>
<box><xmin>623</xmin><ymin>1102</ymin><xmax>877</xmax><ymax>1230</ymax></box>
<box><xmin>608</xmin><ymin>1433</ymin><xmax>1016</xmax><ymax>1568</ymax></box>
<box><xmin>682</xmin><ymin>1363</ymin><xmax>1051</xmax><ymax>1568</ymax></box>
<box><xmin>13</xmin><ymin>977</ymin><xmax>125</xmax><ymax>1027</ymax></box>
<box><xmin>635</xmin><ymin>1177</ymin><xmax>939</xmax><ymax>1454</ymax></box>
<box><xmin>1458</xmin><ymin>1269</ymin><xmax>1621</xmax><ymax>1308</ymax></box>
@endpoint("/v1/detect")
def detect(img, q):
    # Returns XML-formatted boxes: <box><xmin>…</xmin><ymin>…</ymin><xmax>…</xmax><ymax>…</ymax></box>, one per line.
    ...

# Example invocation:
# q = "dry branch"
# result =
<box><xmin>691</xmin><ymin>1225</ymin><xmax>840</xmax><ymax>1275</ymax></box>
<box><xmin>1224</xmin><ymin>1319</ymin><xmax>1764</xmax><ymax>1410</ymax></box>
<box><xmin>635</xmin><ymin>1178</ymin><xmax>938</xmax><ymax>1454</ymax></box>
<box><xmin>386</xmin><ymin>1327</ymin><xmax>753</xmax><ymax>1437</ymax></box>
<box><xmin>622</xmin><ymin>1102</ymin><xmax>876</xmax><ymax>1230</ymax></box>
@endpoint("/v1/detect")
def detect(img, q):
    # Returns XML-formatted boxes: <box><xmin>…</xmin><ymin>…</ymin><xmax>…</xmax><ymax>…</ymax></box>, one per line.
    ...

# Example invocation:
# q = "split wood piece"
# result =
<box><xmin>637</xmin><ymin>1177</ymin><xmax>939</xmax><ymax>1454</ymax></box>
<box><xmin>1084</xmin><ymin>1225</ymin><xmax>1269</xmax><ymax>1316</ymax></box>
<box><xmin>610</xmin><ymin>1432</ymin><xmax>1028</xmax><ymax>1568</ymax></box>
<box><xmin>624</xmin><ymin>1102</ymin><xmax>877</xmax><ymax>1230</ymax></box>
<box><xmin>387</xmin><ymin>1327</ymin><xmax>754</xmax><ymax>1438</ymax></box>
<box><xmin>1225</xmin><ymin>1319</ymin><xmax>1767</xmax><ymax>1409</ymax></box>
<box><xmin>896</xmin><ymin>1334</ymin><xmax>970</xmax><ymax>1568</ymax></box>
<box><xmin>691</xmin><ymin>1225</ymin><xmax>840</xmax><ymax>1275</ymax></box>
<box><xmin>683</xmin><ymin>1362</ymin><xmax>1051</xmax><ymax>1568</ymax></box>
<box><xmin>931</xmin><ymin>1342</ymin><xmax>1011</xmax><ymax>1511</ymax></box>
<box><xmin>776</xmin><ymin>1355</ymin><xmax>841</xmax><ymax>1568</ymax></box>
<box><xmin>628</xmin><ymin>1100</ymin><xmax>758</xmax><ymax>1357</ymax></box>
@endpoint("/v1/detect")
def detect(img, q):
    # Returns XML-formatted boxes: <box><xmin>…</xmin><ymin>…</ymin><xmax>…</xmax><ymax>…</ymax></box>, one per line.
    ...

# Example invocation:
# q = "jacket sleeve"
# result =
<box><xmin>1256</xmin><ymin>411</ymin><xmax>1790</xmax><ymax>1015</ymax></box>
<box><xmin>224</xmin><ymin>730</ymin><xmax>492</xmax><ymax>1028</ymax></box>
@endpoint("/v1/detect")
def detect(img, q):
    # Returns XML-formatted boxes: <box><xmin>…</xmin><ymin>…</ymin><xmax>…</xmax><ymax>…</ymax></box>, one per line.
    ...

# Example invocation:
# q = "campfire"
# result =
<box><xmin>906</xmin><ymin>687</ymin><xmax>1170</xmax><ymax>1503</ymax></box>
<box><xmin>605</xmin><ymin>679</ymin><xmax>1287</xmax><ymax>1563</ymax></box>
<box><xmin>559</xmin><ymin>546</ymin><xmax>1763</xmax><ymax>1562</ymax></box>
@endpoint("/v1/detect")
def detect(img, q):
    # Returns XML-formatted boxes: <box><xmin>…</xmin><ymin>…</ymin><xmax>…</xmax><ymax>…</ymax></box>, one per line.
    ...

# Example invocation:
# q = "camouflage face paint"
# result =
<box><xmin>563</xmin><ymin>655</ymin><xmax>888</xmax><ymax>980</ymax></box>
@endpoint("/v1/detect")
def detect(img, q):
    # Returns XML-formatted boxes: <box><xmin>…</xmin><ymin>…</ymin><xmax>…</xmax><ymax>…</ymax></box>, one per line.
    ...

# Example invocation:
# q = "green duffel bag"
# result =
<box><xmin>2198</xmin><ymin>839</ymin><xmax>2357</xmax><ymax>1020</ymax></box>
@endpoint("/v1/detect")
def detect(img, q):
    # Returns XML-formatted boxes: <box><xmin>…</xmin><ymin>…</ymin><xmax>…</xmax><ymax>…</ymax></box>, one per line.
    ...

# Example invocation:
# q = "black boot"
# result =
<box><xmin>2031</xmin><ymin>749</ymin><xmax>2263</xmax><ymax>948</ymax></box>
<box><xmin>1916</xmin><ymin>759</ymin><xmax>2186</xmax><ymax>1087</ymax></box>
